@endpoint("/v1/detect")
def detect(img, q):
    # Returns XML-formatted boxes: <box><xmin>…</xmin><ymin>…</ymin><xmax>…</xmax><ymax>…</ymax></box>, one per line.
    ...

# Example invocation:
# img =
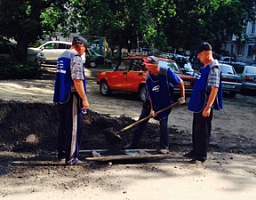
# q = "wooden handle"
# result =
<box><xmin>116</xmin><ymin>102</ymin><xmax>179</xmax><ymax>136</ymax></box>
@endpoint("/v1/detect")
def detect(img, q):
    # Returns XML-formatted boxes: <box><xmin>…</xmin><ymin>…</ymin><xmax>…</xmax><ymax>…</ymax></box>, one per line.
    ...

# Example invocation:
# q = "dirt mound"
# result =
<box><xmin>1</xmin><ymin>100</ymin><xmax>255</xmax><ymax>156</ymax></box>
<box><xmin>1</xmin><ymin>100</ymin><xmax>188</xmax><ymax>153</ymax></box>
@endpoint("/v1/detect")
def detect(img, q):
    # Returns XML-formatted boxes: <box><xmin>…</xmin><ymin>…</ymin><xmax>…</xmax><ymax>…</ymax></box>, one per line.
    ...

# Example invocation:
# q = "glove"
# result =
<box><xmin>178</xmin><ymin>97</ymin><xmax>186</xmax><ymax>105</ymax></box>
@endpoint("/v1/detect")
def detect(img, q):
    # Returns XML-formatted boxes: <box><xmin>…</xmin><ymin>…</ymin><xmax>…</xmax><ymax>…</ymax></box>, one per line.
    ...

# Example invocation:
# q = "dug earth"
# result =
<box><xmin>0</xmin><ymin>66</ymin><xmax>255</xmax><ymax>200</ymax></box>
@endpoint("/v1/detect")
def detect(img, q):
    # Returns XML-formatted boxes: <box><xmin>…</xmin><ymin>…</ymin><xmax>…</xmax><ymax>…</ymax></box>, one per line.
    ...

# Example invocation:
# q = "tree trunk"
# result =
<box><xmin>16</xmin><ymin>37</ymin><xmax>29</xmax><ymax>63</ymax></box>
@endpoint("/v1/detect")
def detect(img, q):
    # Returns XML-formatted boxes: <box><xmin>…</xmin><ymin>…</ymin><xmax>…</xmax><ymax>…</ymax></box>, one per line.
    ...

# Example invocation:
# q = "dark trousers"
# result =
<box><xmin>192</xmin><ymin>110</ymin><xmax>213</xmax><ymax>159</ymax></box>
<box><xmin>57</xmin><ymin>93</ymin><xmax>83</xmax><ymax>161</ymax></box>
<box><xmin>131</xmin><ymin>107</ymin><xmax>170</xmax><ymax>149</ymax></box>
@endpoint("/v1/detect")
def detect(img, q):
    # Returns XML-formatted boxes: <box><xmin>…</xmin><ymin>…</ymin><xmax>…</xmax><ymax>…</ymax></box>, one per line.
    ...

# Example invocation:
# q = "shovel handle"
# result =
<box><xmin>116</xmin><ymin>102</ymin><xmax>179</xmax><ymax>136</ymax></box>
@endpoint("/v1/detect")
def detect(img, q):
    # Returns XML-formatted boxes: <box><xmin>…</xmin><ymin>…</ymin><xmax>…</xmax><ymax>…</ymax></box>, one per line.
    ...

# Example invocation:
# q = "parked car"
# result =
<box><xmin>86</xmin><ymin>48</ymin><xmax>105</xmax><ymax>68</ymax></box>
<box><xmin>28</xmin><ymin>41</ymin><xmax>106</xmax><ymax>67</ymax></box>
<box><xmin>219</xmin><ymin>63</ymin><xmax>242</xmax><ymax>97</ymax></box>
<box><xmin>0</xmin><ymin>38</ymin><xmax>45</xmax><ymax>65</ymax></box>
<box><xmin>97</xmin><ymin>56</ymin><xmax>195</xmax><ymax>101</ymax></box>
<box><xmin>27</xmin><ymin>41</ymin><xmax>70</xmax><ymax>63</ymax></box>
<box><xmin>233</xmin><ymin>65</ymin><xmax>256</xmax><ymax>92</ymax></box>
<box><xmin>219</xmin><ymin>56</ymin><xmax>236</xmax><ymax>63</ymax></box>
<box><xmin>0</xmin><ymin>38</ymin><xmax>16</xmax><ymax>60</ymax></box>
<box><xmin>160</xmin><ymin>53</ymin><xmax>195</xmax><ymax>75</ymax></box>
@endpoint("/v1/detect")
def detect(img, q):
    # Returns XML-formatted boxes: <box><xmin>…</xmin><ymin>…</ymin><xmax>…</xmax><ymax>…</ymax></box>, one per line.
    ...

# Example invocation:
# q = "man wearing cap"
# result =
<box><xmin>184</xmin><ymin>42</ymin><xmax>222</xmax><ymax>163</ymax></box>
<box><xmin>53</xmin><ymin>36</ymin><xmax>89</xmax><ymax>165</ymax></box>
<box><xmin>125</xmin><ymin>56</ymin><xmax>185</xmax><ymax>153</ymax></box>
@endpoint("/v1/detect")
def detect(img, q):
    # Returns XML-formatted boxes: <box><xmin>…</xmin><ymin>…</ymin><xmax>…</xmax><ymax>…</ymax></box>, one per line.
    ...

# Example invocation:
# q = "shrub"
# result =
<box><xmin>0</xmin><ymin>58</ymin><xmax>41</xmax><ymax>80</ymax></box>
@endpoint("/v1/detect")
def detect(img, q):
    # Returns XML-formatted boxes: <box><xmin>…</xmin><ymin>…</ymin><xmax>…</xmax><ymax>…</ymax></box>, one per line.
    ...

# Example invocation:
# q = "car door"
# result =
<box><xmin>41</xmin><ymin>42</ymin><xmax>56</xmax><ymax>61</ymax></box>
<box><xmin>108</xmin><ymin>60</ymin><xmax>131</xmax><ymax>90</ymax></box>
<box><xmin>42</xmin><ymin>42</ymin><xmax>70</xmax><ymax>62</ymax></box>
<box><xmin>125</xmin><ymin>59</ymin><xmax>146</xmax><ymax>92</ymax></box>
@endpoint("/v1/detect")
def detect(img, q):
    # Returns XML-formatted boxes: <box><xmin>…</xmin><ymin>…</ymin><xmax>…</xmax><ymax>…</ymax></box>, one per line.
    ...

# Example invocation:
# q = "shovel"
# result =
<box><xmin>105</xmin><ymin>102</ymin><xmax>179</xmax><ymax>142</ymax></box>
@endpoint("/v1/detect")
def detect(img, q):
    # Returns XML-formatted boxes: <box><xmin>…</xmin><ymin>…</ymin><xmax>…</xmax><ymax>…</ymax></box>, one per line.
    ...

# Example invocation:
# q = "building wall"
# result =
<box><xmin>223</xmin><ymin>21</ymin><xmax>256</xmax><ymax>64</ymax></box>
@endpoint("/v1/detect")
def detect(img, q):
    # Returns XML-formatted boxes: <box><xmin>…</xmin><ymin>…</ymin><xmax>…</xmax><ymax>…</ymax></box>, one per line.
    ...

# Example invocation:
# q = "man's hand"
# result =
<box><xmin>81</xmin><ymin>98</ymin><xmax>89</xmax><ymax>110</ymax></box>
<box><xmin>149</xmin><ymin>109</ymin><xmax>156</xmax><ymax>118</ymax></box>
<box><xmin>178</xmin><ymin>97</ymin><xmax>186</xmax><ymax>105</ymax></box>
<box><xmin>202</xmin><ymin>106</ymin><xmax>211</xmax><ymax>117</ymax></box>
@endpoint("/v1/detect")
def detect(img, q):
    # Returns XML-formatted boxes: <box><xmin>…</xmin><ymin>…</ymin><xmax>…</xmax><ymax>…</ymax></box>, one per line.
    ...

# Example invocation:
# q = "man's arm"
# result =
<box><xmin>177</xmin><ymin>79</ymin><xmax>185</xmax><ymax>104</ymax></box>
<box><xmin>202</xmin><ymin>86</ymin><xmax>218</xmax><ymax>117</ymax></box>
<box><xmin>73</xmin><ymin>79</ymin><xmax>89</xmax><ymax>110</ymax></box>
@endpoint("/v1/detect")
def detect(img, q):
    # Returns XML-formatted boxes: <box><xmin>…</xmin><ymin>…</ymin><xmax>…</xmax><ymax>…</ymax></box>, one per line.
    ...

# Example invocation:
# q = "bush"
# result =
<box><xmin>0</xmin><ymin>58</ymin><xmax>41</xmax><ymax>80</ymax></box>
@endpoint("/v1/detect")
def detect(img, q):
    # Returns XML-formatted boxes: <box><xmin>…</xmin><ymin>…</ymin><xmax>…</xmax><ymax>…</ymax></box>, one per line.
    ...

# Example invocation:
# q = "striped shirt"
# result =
<box><xmin>208</xmin><ymin>65</ymin><xmax>220</xmax><ymax>88</ymax></box>
<box><xmin>71</xmin><ymin>55</ymin><xmax>84</xmax><ymax>80</ymax></box>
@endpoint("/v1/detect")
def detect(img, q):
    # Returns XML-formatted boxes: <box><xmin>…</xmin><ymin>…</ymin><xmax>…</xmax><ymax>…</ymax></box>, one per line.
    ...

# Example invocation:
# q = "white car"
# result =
<box><xmin>27</xmin><ymin>40</ymin><xmax>106</xmax><ymax>68</ymax></box>
<box><xmin>27</xmin><ymin>41</ymin><xmax>71</xmax><ymax>63</ymax></box>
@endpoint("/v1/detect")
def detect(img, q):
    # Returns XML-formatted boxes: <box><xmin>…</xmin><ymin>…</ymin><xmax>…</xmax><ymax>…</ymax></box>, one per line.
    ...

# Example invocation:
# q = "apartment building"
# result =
<box><xmin>223</xmin><ymin>21</ymin><xmax>256</xmax><ymax>64</ymax></box>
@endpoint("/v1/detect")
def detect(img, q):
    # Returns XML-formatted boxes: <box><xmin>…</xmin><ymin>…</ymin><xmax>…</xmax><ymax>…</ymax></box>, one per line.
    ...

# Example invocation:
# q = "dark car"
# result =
<box><xmin>0</xmin><ymin>38</ymin><xmax>16</xmax><ymax>60</ymax></box>
<box><xmin>1</xmin><ymin>38</ymin><xmax>45</xmax><ymax>65</ymax></box>
<box><xmin>219</xmin><ymin>63</ymin><xmax>242</xmax><ymax>97</ymax></box>
<box><xmin>97</xmin><ymin>56</ymin><xmax>195</xmax><ymax>101</ymax></box>
<box><xmin>85</xmin><ymin>48</ymin><xmax>105</xmax><ymax>68</ymax></box>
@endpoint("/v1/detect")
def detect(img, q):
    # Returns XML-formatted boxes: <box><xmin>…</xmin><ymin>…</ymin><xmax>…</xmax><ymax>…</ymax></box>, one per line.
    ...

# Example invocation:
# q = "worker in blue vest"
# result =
<box><xmin>184</xmin><ymin>42</ymin><xmax>223</xmax><ymax>163</ymax></box>
<box><xmin>125</xmin><ymin>56</ymin><xmax>185</xmax><ymax>153</ymax></box>
<box><xmin>53</xmin><ymin>36</ymin><xmax>89</xmax><ymax>165</ymax></box>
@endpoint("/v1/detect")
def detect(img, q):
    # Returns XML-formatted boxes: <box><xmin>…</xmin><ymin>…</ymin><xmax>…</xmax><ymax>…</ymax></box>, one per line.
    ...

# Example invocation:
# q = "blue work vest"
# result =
<box><xmin>53</xmin><ymin>50</ymin><xmax>86</xmax><ymax>103</ymax></box>
<box><xmin>146</xmin><ymin>66</ymin><xmax>180</xmax><ymax>120</ymax></box>
<box><xmin>188</xmin><ymin>62</ymin><xmax>222</xmax><ymax>112</ymax></box>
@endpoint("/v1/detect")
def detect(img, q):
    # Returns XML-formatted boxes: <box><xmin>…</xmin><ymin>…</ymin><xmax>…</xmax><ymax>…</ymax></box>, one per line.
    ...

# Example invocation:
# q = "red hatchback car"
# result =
<box><xmin>97</xmin><ymin>56</ymin><xmax>195</xmax><ymax>101</ymax></box>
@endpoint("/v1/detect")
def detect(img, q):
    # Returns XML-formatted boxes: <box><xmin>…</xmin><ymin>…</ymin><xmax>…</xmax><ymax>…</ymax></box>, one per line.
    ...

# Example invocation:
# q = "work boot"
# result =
<box><xmin>183</xmin><ymin>150</ymin><xmax>195</xmax><ymax>158</ymax></box>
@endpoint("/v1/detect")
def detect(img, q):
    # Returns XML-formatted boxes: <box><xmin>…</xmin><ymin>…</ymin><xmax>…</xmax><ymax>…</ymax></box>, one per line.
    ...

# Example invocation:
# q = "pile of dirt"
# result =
<box><xmin>0</xmin><ymin>100</ymin><xmax>192</xmax><ymax>153</ymax></box>
<box><xmin>0</xmin><ymin>100</ymin><xmax>255</xmax><ymax>157</ymax></box>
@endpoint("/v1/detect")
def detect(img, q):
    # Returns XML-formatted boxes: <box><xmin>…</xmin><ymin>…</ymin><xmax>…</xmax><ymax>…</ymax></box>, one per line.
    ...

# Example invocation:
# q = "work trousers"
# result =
<box><xmin>192</xmin><ymin>110</ymin><xmax>213</xmax><ymax>159</ymax></box>
<box><xmin>131</xmin><ymin>107</ymin><xmax>170</xmax><ymax>149</ymax></box>
<box><xmin>57</xmin><ymin>92</ymin><xmax>83</xmax><ymax>161</ymax></box>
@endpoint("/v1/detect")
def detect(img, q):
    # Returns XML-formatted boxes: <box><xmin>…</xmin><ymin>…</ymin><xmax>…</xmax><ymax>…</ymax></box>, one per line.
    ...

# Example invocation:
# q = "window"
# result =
<box><xmin>252</xmin><ymin>23</ymin><xmax>255</xmax><ymax>34</ymax></box>
<box><xmin>118</xmin><ymin>60</ymin><xmax>130</xmax><ymax>70</ymax></box>
<box><xmin>44</xmin><ymin>43</ymin><xmax>55</xmax><ymax>49</ymax></box>
<box><xmin>246</xmin><ymin>66</ymin><xmax>256</xmax><ymax>74</ymax></box>
<box><xmin>237</xmin><ymin>46</ymin><xmax>244</xmax><ymax>56</ymax></box>
<box><xmin>58</xmin><ymin>44</ymin><xmax>70</xmax><ymax>49</ymax></box>
<box><xmin>247</xmin><ymin>45</ymin><xmax>253</xmax><ymax>57</ymax></box>
<box><xmin>220</xmin><ymin>65</ymin><xmax>234</xmax><ymax>74</ymax></box>
<box><xmin>131</xmin><ymin>60</ymin><xmax>143</xmax><ymax>71</ymax></box>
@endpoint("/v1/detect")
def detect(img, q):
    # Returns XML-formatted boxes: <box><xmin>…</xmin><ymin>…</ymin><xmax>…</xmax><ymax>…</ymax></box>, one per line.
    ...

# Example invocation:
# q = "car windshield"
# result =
<box><xmin>220</xmin><ymin>65</ymin><xmax>234</xmax><ymax>74</ymax></box>
<box><xmin>158</xmin><ymin>60</ymin><xmax>181</xmax><ymax>73</ymax></box>
<box><xmin>245</xmin><ymin>66</ymin><xmax>256</xmax><ymax>74</ymax></box>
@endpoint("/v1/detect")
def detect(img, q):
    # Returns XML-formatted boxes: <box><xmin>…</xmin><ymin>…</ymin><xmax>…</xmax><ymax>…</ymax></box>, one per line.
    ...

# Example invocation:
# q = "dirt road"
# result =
<box><xmin>0</xmin><ymin>65</ymin><xmax>256</xmax><ymax>200</ymax></box>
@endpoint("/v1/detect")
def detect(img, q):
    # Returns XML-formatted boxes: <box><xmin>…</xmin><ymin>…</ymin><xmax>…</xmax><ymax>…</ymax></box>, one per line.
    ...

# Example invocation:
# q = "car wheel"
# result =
<box><xmin>100</xmin><ymin>80</ymin><xmax>112</xmax><ymax>96</ymax></box>
<box><xmin>88</xmin><ymin>61</ymin><xmax>97</xmax><ymax>68</ymax></box>
<box><xmin>138</xmin><ymin>85</ymin><xmax>147</xmax><ymax>101</ymax></box>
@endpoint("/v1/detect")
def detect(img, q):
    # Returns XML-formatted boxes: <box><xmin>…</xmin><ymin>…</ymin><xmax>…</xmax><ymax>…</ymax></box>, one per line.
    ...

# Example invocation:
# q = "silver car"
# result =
<box><xmin>27</xmin><ymin>41</ymin><xmax>71</xmax><ymax>63</ymax></box>
<box><xmin>27</xmin><ymin>40</ymin><xmax>105</xmax><ymax>68</ymax></box>
<box><xmin>219</xmin><ymin>63</ymin><xmax>242</xmax><ymax>97</ymax></box>
<box><xmin>235</xmin><ymin>65</ymin><xmax>256</xmax><ymax>91</ymax></box>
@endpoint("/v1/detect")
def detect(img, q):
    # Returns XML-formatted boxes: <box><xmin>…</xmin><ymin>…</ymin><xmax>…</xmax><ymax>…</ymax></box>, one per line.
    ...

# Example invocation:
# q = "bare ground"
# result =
<box><xmin>0</xmin><ymin>65</ymin><xmax>256</xmax><ymax>200</ymax></box>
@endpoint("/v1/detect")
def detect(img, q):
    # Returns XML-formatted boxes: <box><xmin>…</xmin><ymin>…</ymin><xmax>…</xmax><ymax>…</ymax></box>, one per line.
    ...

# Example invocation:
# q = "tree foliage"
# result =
<box><xmin>0</xmin><ymin>0</ymin><xmax>256</xmax><ymax>61</ymax></box>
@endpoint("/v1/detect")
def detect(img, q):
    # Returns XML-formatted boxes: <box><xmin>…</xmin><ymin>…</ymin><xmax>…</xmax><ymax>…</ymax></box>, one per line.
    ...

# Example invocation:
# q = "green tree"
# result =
<box><xmin>160</xmin><ymin>0</ymin><xmax>256</xmax><ymax>53</ymax></box>
<box><xmin>1</xmin><ymin>0</ymin><xmax>256</xmax><ymax>61</ymax></box>
<box><xmin>0</xmin><ymin>0</ymin><xmax>66</xmax><ymax>62</ymax></box>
